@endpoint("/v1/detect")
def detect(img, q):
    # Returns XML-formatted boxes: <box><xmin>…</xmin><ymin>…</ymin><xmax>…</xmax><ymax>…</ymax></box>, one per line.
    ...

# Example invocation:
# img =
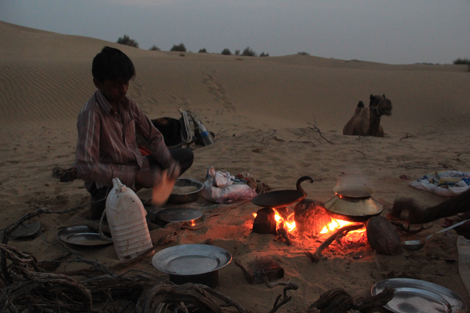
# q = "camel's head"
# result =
<box><xmin>369</xmin><ymin>94</ymin><xmax>392</xmax><ymax>117</ymax></box>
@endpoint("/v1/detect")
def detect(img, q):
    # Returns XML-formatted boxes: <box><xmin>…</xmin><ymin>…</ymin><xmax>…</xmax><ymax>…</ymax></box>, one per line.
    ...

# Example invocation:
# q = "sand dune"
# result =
<box><xmin>1</xmin><ymin>20</ymin><xmax>470</xmax><ymax>312</ymax></box>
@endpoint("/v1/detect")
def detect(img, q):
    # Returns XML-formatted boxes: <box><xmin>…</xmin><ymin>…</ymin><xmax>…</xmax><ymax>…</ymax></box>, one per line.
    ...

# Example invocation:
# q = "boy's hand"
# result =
<box><xmin>135</xmin><ymin>161</ymin><xmax>180</xmax><ymax>188</ymax></box>
<box><xmin>150</xmin><ymin>161</ymin><xmax>181</xmax><ymax>206</ymax></box>
<box><xmin>166</xmin><ymin>160</ymin><xmax>181</xmax><ymax>181</ymax></box>
<box><xmin>391</xmin><ymin>198</ymin><xmax>427</xmax><ymax>224</ymax></box>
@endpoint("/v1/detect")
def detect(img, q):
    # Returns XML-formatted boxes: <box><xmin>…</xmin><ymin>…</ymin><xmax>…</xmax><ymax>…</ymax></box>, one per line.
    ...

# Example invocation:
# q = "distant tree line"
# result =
<box><xmin>117</xmin><ymin>35</ymin><xmax>138</xmax><ymax>48</ymax></box>
<box><xmin>116</xmin><ymin>34</ymin><xmax>469</xmax><ymax>66</ymax></box>
<box><xmin>453</xmin><ymin>58</ymin><xmax>470</xmax><ymax>65</ymax></box>
<box><xmin>116</xmin><ymin>35</ymin><xmax>269</xmax><ymax>57</ymax></box>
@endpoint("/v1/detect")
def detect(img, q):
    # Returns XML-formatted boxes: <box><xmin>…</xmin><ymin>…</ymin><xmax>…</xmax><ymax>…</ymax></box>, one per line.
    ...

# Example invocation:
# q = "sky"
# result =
<box><xmin>1</xmin><ymin>0</ymin><xmax>469</xmax><ymax>65</ymax></box>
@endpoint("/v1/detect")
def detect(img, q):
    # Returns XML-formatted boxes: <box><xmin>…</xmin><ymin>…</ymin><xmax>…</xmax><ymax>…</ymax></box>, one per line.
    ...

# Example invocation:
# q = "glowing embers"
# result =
<box><xmin>252</xmin><ymin>204</ymin><xmax>366</xmax><ymax>245</ymax></box>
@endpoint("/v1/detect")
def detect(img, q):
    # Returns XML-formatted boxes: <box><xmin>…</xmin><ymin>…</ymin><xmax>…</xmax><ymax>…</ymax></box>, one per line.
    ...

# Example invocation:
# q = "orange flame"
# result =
<box><xmin>272</xmin><ymin>208</ymin><xmax>296</xmax><ymax>232</ymax></box>
<box><xmin>320</xmin><ymin>218</ymin><xmax>366</xmax><ymax>241</ymax></box>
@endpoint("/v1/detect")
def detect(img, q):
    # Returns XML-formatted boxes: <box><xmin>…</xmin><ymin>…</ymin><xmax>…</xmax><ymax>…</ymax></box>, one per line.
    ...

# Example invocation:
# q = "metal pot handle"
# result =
<box><xmin>296</xmin><ymin>176</ymin><xmax>314</xmax><ymax>195</ymax></box>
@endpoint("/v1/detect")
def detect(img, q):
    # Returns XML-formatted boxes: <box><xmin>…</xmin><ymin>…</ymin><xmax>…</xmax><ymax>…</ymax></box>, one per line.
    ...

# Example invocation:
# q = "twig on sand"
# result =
<box><xmin>373</xmin><ymin>250</ymin><xmax>382</xmax><ymax>271</ymax></box>
<box><xmin>0</xmin><ymin>241</ymin><xmax>250</xmax><ymax>313</ymax></box>
<box><xmin>307</xmin><ymin>123</ymin><xmax>334</xmax><ymax>144</ymax></box>
<box><xmin>1</xmin><ymin>203</ymin><xmax>91</xmax><ymax>284</ymax></box>
<box><xmin>309</xmin><ymin>287</ymin><xmax>394</xmax><ymax>313</ymax></box>
<box><xmin>265</xmin><ymin>280</ymin><xmax>298</xmax><ymax>313</ymax></box>
<box><xmin>356</xmin><ymin>150</ymin><xmax>366</xmax><ymax>156</ymax></box>
<box><xmin>399</xmin><ymin>133</ymin><xmax>413</xmax><ymax>140</ymax></box>
<box><xmin>306</xmin><ymin>224</ymin><xmax>364</xmax><ymax>262</ymax></box>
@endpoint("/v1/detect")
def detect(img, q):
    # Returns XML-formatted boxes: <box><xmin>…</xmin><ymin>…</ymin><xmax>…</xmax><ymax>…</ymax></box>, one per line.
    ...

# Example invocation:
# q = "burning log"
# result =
<box><xmin>307</xmin><ymin>287</ymin><xmax>394</xmax><ymax>313</ymax></box>
<box><xmin>306</xmin><ymin>224</ymin><xmax>364</xmax><ymax>262</ymax></box>
<box><xmin>294</xmin><ymin>199</ymin><xmax>331</xmax><ymax>236</ymax></box>
<box><xmin>277</xmin><ymin>226</ymin><xmax>292</xmax><ymax>245</ymax></box>
<box><xmin>252</xmin><ymin>207</ymin><xmax>277</xmax><ymax>235</ymax></box>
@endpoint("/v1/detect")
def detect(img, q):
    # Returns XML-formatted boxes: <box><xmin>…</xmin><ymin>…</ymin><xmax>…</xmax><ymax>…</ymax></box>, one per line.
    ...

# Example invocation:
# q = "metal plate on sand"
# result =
<box><xmin>371</xmin><ymin>278</ymin><xmax>467</xmax><ymax>313</ymax></box>
<box><xmin>0</xmin><ymin>222</ymin><xmax>41</xmax><ymax>241</ymax></box>
<box><xmin>57</xmin><ymin>226</ymin><xmax>113</xmax><ymax>247</ymax></box>
<box><xmin>155</xmin><ymin>207</ymin><xmax>203</xmax><ymax>224</ymax></box>
<box><xmin>152</xmin><ymin>244</ymin><xmax>232</xmax><ymax>275</ymax></box>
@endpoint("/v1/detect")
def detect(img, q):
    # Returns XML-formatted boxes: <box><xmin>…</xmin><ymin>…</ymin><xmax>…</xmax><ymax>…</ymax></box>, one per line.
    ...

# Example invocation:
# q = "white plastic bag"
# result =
<box><xmin>199</xmin><ymin>179</ymin><xmax>257</xmax><ymax>204</ymax></box>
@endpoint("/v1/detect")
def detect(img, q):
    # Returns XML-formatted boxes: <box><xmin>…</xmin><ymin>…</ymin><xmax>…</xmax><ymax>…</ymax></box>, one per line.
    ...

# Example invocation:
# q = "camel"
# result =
<box><xmin>342</xmin><ymin>94</ymin><xmax>392</xmax><ymax>137</ymax></box>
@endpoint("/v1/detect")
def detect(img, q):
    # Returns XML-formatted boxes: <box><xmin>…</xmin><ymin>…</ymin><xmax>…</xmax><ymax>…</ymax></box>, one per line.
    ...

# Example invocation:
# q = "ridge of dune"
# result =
<box><xmin>1</xmin><ymin>20</ymin><xmax>469</xmax><ymax>135</ymax></box>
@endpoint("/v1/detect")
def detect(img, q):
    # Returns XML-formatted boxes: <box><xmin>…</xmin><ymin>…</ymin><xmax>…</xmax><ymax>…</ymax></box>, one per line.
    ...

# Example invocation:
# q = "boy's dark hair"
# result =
<box><xmin>92</xmin><ymin>46</ymin><xmax>135</xmax><ymax>83</ymax></box>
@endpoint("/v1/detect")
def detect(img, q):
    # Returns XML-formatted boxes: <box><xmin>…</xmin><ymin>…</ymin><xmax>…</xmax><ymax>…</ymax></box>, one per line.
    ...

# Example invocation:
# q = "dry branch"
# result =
<box><xmin>306</xmin><ymin>224</ymin><xmax>364</xmax><ymax>262</ymax></box>
<box><xmin>307</xmin><ymin>123</ymin><xmax>334</xmax><ymax>144</ymax></box>
<box><xmin>308</xmin><ymin>287</ymin><xmax>394</xmax><ymax>313</ymax></box>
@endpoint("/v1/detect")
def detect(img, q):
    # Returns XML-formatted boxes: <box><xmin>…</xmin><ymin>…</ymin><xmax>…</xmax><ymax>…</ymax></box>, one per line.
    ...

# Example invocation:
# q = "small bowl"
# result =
<box><xmin>168</xmin><ymin>178</ymin><xmax>204</xmax><ymax>204</ymax></box>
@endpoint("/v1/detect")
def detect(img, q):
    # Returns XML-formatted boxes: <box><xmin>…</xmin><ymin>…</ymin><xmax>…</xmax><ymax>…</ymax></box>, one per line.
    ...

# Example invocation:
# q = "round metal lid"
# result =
<box><xmin>156</xmin><ymin>207</ymin><xmax>203</xmax><ymax>223</ymax></box>
<box><xmin>333</xmin><ymin>185</ymin><xmax>375</xmax><ymax>198</ymax></box>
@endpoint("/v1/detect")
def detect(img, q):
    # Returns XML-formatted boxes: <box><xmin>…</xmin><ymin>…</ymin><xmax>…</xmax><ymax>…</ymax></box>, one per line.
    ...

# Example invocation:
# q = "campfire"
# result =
<box><xmin>252</xmin><ymin>199</ymin><xmax>367</xmax><ymax>246</ymax></box>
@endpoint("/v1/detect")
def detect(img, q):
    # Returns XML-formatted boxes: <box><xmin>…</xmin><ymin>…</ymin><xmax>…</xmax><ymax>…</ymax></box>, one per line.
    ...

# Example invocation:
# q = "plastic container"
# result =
<box><xmin>105</xmin><ymin>178</ymin><xmax>153</xmax><ymax>260</ymax></box>
<box><xmin>196</xmin><ymin>121</ymin><xmax>213</xmax><ymax>146</ymax></box>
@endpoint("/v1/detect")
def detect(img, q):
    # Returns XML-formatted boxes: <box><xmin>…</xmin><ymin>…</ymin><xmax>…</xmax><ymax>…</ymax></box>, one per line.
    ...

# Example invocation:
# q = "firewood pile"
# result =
<box><xmin>0</xmin><ymin>206</ymin><xmax>297</xmax><ymax>313</ymax></box>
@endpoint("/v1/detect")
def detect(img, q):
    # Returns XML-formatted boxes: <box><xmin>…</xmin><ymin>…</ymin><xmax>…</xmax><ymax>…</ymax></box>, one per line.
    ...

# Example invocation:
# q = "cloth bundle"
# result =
<box><xmin>410</xmin><ymin>171</ymin><xmax>470</xmax><ymax>197</ymax></box>
<box><xmin>199</xmin><ymin>167</ymin><xmax>258</xmax><ymax>204</ymax></box>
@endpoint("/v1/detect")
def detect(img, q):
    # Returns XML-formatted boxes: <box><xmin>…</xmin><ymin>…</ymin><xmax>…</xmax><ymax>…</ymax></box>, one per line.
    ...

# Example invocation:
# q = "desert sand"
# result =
<box><xmin>1</xmin><ymin>20</ymin><xmax>470</xmax><ymax>312</ymax></box>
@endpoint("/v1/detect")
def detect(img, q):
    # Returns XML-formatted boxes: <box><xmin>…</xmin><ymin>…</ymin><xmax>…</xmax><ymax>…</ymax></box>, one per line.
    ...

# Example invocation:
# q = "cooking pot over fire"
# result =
<box><xmin>324</xmin><ymin>185</ymin><xmax>383</xmax><ymax>222</ymax></box>
<box><xmin>251</xmin><ymin>176</ymin><xmax>314</xmax><ymax>208</ymax></box>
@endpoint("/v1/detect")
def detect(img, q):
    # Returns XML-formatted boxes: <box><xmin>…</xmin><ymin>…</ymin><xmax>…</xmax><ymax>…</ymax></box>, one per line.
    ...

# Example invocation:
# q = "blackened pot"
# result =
<box><xmin>251</xmin><ymin>176</ymin><xmax>314</xmax><ymax>208</ymax></box>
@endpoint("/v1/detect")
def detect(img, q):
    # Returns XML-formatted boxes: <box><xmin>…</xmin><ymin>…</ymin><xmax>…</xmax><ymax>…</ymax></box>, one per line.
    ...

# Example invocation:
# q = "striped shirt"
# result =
<box><xmin>76</xmin><ymin>90</ymin><xmax>172</xmax><ymax>190</ymax></box>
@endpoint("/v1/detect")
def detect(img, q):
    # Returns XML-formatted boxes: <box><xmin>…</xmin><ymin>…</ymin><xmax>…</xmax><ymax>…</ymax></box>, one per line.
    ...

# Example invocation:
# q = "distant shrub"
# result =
<box><xmin>149</xmin><ymin>45</ymin><xmax>160</xmax><ymax>51</ymax></box>
<box><xmin>454</xmin><ymin>58</ymin><xmax>470</xmax><ymax>65</ymax></box>
<box><xmin>298</xmin><ymin>51</ymin><xmax>309</xmax><ymax>56</ymax></box>
<box><xmin>170</xmin><ymin>43</ymin><xmax>186</xmax><ymax>52</ymax></box>
<box><xmin>235</xmin><ymin>49</ymin><xmax>240</xmax><ymax>56</ymax></box>
<box><xmin>242</xmin><ymin>47</ymin><xmax>257</xmax><ymax>57</ymax></box>
<box><xmin>259</xmin><ymin>52</ymin><xmax>269</xmax><ymax>57</ymax></box>
<box><xmin>221</xmin><ymin>48</ymin><xmax>232</xmax><ymax>55</ymax></box>
<box><xmin>199</xmin><ymin>48</ymin><xmax>207</xmax><ymax>53</ymax></box>
<box><xmin>117</xmin><ymin>35</ymin><xmax>139</xmax><ymax>48</ymax></box>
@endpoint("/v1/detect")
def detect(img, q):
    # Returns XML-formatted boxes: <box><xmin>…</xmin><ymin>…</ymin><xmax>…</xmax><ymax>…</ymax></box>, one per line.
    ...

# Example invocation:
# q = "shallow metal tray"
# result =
<box><xmin>152</xmin><ymin>244</ymin><xmax>232</xmax><ymax>275</ymax></box>
<box><xmin>0</xmin><ymin>222</ymin><xmax>41</xmax><ymax>241</ymax></box>
<box><xmin>155</xmin><ymin>207</ymin><xmax>203</xmax><ymax>224</ymax></box>
<box><xmin>371</xmin><ymin>278</ymin><xmax>467</xmax><ymax>313</ymax></box>
<box><xmin>57</xmin><ymin>225</ymin><xmax>113</xmax><ymax>247</ymax></box>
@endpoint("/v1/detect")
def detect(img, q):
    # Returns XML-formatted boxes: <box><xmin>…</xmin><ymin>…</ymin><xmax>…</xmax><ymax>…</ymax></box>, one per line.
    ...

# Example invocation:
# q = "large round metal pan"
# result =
<box><xmin>57</xmin><ymin>225</ymin><xmax>113</xmax><ymax>247</ymax></box>
<box><xmin>371</xmin><ymin>278</ymin><xmax>467</xmax><ymax>313</ymax></box>
<box><xmin>152</xmin><ymin>244</ymin><xmax>232</xmax><ymax>288</ymax></box>
<box><xmin>251</xmin><ymin>176</ymin><xmax>314</xmax><ymax>208</ymax></box>
<box><xmin>324</xmin><ymin>195</ymin><xmax>383</xmax><ymax>222</ymax></box>
<box><xmin>0</xmin><ymin>221</ymin><xmax>41</xmax><ymax>241</ymax></box>
<box><xmin>168</xmin><ymin>178</ymin><xmax>204</xmax><ymax>204</ymax></box>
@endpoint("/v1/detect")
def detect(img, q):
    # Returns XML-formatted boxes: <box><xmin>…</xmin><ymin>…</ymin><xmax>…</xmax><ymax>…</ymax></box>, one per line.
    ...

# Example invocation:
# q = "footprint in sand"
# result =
<box><xmin>202</xmin><ymin>72</ymin><xmax>233</xmax><ymax>110</ymax></box>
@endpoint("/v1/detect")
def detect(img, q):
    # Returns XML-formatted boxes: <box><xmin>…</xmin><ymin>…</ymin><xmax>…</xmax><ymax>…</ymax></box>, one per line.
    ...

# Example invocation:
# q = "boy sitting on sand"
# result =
<box><xmin>76</xmin><ymin>46</ymin><xmax>194</xmax><ymax>219</ymax></box>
